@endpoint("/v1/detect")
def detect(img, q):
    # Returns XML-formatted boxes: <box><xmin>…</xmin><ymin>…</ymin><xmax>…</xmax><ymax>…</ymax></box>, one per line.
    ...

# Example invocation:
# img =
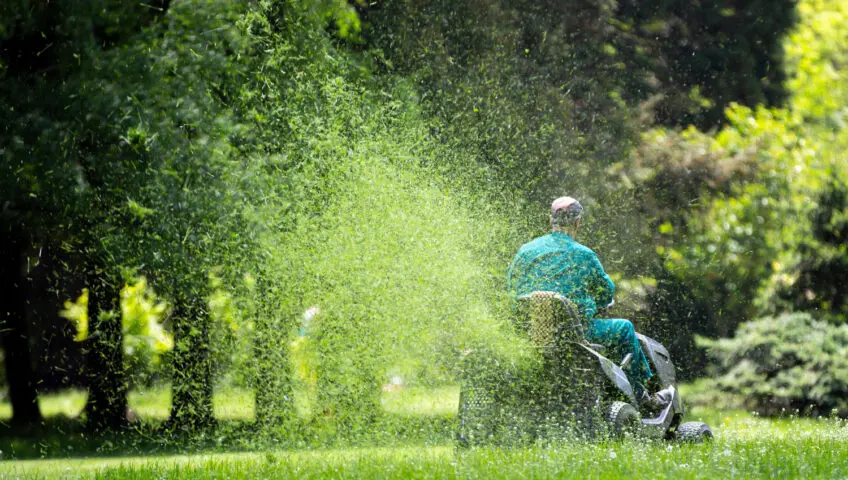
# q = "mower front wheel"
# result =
<box><xmin>606</xmin><ymin>401</ymin><xmax>641</xmax><ymax>439</ymax></box>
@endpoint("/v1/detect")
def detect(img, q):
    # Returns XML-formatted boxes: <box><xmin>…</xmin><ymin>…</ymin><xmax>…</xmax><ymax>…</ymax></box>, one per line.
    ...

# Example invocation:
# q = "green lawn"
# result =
<box><xmin>1</xmin><ymin>386</ymin><xmax>847</xmax><ymax>479</ymax></box>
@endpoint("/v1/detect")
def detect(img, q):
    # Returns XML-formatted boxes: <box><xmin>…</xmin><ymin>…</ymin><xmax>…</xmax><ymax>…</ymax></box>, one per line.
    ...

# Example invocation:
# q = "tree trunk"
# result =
<box><xmin>84</xmin><ymin>270</ymin><xmax>127</xmax><ymax>431</ymax></box>
<box><xmin>0</xmin><ymin>224</ymin><xmax>42</xmax><ymax>426</ymax></box>
<box><xmin>252</xmin><ymin>277</ymin><xmax>294</xmax><ymax>426</ymax></box>
<box><xmin>169</xmin><ymin>293</ymin><xmax>215</xmax><ymax>430</ymax></box>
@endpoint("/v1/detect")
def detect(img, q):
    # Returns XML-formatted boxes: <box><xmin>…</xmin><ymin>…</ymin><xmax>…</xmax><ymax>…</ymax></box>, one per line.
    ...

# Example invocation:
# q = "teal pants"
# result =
<box><xmin>585</xmin><ymin>318</ymin><xmax>653</xmax><ymax>397</ymax></box>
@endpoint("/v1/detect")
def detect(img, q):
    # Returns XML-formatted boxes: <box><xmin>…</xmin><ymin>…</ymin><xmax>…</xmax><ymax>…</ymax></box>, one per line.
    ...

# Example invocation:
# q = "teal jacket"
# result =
<box><xmin>507</xmin><ymin>231</ymin><xmax>615</xmax><ymax>321</ymax></box>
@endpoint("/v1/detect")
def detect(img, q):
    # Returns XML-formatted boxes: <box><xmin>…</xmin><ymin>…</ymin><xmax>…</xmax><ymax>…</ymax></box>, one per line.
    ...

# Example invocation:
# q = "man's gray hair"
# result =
<box><xmin>550</xmin><ymin>196</ymin><xmax>583</xmax><ymax>228</ymax></box>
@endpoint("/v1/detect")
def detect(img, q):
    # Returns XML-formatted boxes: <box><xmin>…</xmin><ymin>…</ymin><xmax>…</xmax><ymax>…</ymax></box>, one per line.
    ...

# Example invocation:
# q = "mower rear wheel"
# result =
<box><xmin>606</xmin><ymin>401</ymin><xmax>641</xmax><ymax>438</ymax></box>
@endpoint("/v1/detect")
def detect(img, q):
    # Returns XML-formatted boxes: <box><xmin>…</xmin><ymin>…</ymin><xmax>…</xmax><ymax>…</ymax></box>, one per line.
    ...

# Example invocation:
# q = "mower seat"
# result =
<box><xmin>515</xmin><ymin>291</ymin><xmax>586</xmax><ymax>349</ymax></box>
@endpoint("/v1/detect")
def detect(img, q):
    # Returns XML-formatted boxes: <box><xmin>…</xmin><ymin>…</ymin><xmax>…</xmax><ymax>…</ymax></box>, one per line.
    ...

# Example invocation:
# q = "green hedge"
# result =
<box><xmin>698</xmin><ymin>312</ymin><xmax>848</xmax><ymax>417</ymax></box>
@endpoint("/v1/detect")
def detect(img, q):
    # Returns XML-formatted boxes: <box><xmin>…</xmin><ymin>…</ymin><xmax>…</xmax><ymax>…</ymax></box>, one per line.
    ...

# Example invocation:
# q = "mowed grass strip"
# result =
<box><xmin>2</xmin><ymin>411</ymin><xmax>847</xmax><ymax>479</ymax></box>
<box><xmin>2</xmin><ymin>386</ymin><xmax>848</xmax><ymax>479</ymax></box>
<box><xmin>6</xmin><ymin>432</ymin><xmax>847</xmax><ymax>479</ymax></box>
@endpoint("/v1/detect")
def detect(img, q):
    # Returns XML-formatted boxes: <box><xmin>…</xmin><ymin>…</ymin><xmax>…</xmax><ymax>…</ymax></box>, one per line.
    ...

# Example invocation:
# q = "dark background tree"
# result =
<box><xmin>0</xmin><ymin>220</ymin><xmax>42</xmax><ymax>426</ymax></box>
<box><xmin>0</xmin><ymin>0</ymin><xmax>241</xmax><ymax>431</ymax></box>
<box><xmin>613</xmin><ymin>0</ymin><xmax>797</xmax><ymax>128</ymax></box>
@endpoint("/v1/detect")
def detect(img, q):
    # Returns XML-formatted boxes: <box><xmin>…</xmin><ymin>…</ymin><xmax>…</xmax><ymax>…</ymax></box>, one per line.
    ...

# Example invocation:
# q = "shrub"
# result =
<box><xmin>698</xmin><ymin>312</ymin><xmax>848</xmax><ymax>417</ymax></box>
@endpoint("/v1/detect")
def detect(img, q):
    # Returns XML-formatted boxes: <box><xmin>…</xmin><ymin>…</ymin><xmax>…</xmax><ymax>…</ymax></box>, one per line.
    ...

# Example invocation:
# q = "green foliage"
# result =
<box><xmin>121</xmin><ymin>279</ymin><xmax>173</xmax><ymax>386</ymax></box>
<box><xmin>368</xmin><ymin>0</ymin><xmax>642</xmax><ymax>202</ymax></box>
<box><xmin>763</xmin><ymin>178</ymin><xmax>848</xmax><ymax>322</ymax></box>
<box><xmin>629</xmin><ymin>0</ymin><xmax>848</xmax><ymax>341</ymax></box>
<box><xmin>61</xmin><ymin>290</ymin><xmax>90</xmax><ymax>343</ymax></box>
<box><xmin>364</xmin><ymin>0</ymin><xmax>796</xmax><ymax>134</ymax></box>
<box><xmin>59</xmin><ymin>279</ymin><xmax>173</xmax><ymax>386</ymax></box>
<box><xmin>613</xmin><ymin>0</ymin><xmax>796</xmax><ymax>128</ymax></box>
<box><xmin>312</xmin><ymin>0</ymin><xmax>364</xmax><ymax>40</ymax></box>
<box><xmin>785</xmin><ymin>0</ymin><xmax>848</xmax><ymax>121</ymax></box>
<box><xmin>698</xmin><ymin>313</ymin><xmax>848</xmax><ymax>417</ymax></box>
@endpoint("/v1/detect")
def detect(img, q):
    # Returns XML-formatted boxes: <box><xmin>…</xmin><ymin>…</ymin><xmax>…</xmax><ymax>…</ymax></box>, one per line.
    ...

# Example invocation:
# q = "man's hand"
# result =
<box><xmin>597</xmin><ymin>299</ymin><xmax>615</xmax><ymax>316</ymax></box>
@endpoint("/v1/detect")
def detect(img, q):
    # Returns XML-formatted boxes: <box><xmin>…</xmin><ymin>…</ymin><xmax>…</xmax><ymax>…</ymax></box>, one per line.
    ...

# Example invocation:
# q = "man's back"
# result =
<box><xmin>508</xmin><ymin>231</ymin><xmax>614</xmax><ymax>321</ymax></box>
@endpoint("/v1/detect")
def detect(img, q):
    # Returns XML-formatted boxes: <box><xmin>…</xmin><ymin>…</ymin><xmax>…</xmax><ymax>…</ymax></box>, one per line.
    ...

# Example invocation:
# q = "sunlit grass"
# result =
<box><xmin>127</xmin><ymin>385</ymin><xmax>255</xmax><ymax>421</ymax></box>
<box><xmin>0</xmin><ymin>385</ymin><xmax>254</xmax><ymax>423</ymax></box>
<box><xmin>381</xmin><ymin>386</ymin><xmax>458</xmax><ymax>417</ymax></box>
<box><xmin>0</xmin><ymin>389</ymin><xmax>87</xmax><ymax>420</ymax></box>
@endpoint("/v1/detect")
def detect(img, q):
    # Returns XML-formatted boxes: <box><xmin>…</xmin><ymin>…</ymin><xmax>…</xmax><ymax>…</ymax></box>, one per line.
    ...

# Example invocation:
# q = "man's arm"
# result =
<box><xmin>506</xmin><ymin>253</ymin><xmax>523</xmax><ymax>300</ymax></box>
<box><xmin>584</xmin><ymin>250</ymin><xmax>615</xmax><ymax>308</ymax></box>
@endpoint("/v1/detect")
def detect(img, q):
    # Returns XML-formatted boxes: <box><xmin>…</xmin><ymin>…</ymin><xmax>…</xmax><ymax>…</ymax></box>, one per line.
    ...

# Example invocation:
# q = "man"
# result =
<box><xmin>507</xmin><ymin>196</ymin><xmax>668</xmax><ymax>408</ymax></box>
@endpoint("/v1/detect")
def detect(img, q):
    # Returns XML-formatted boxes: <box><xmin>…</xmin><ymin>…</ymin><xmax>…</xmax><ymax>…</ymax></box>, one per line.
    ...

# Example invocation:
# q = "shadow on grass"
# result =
<box><xmin>0</xmin><ymin>412</ymin><xmax>457</xmax><ymax>461</ymax></box>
